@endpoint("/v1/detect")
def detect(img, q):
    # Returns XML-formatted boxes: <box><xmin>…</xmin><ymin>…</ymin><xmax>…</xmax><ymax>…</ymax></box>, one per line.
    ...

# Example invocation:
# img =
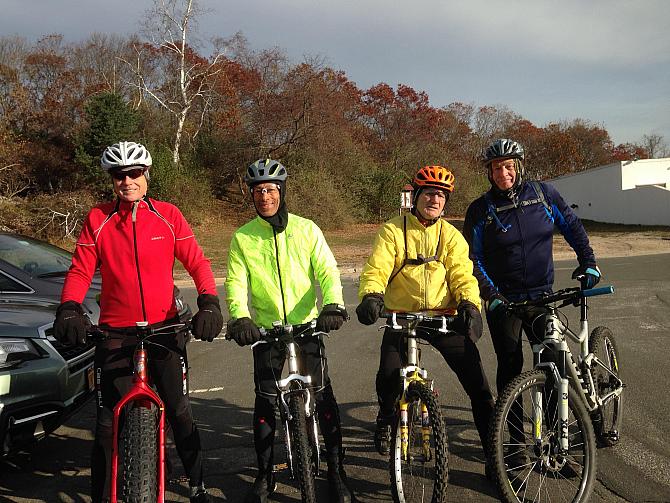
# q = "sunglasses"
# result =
<box><xmin>111</xmin><ymin>168</ymin><xmax>146</xmax><ymax>181</ymax></box>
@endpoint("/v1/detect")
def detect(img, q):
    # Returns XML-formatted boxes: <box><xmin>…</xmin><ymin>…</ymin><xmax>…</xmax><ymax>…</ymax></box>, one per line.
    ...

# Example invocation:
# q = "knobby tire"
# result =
<box><xmin>390</xmin><ymin>381</ymin><xmax>449</xmax><ymax>503</ymax></box>
<box><xmin>489</xmin><ymin>370</ymin><xmax>597</xmax><ymax>503</ymax></box>
<box><xmin>589</xmin><ymin>326</ymin><xmax>622</xmax><ymax>447</ymax></box>
<box><xmin>120</xmin><ymin>404</ymin><xmax>159</xmax><ymax>503</ymax></box>
<box><xmin>288</xmin><ymin>393</ymin><xmax>317</xmax><ymax>503</ymax></box>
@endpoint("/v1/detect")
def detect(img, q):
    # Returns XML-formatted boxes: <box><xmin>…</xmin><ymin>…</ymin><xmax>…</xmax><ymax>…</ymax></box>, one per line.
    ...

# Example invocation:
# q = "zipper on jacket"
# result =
<box><xmin>132</xmin><ymin>200</ymin><xmax>148</xmax><ymax>322</ymax></box>
<box><xmin>272</xmin><ymin>229</ymin><xmax>288</xmax><ymax>325</ymax></box>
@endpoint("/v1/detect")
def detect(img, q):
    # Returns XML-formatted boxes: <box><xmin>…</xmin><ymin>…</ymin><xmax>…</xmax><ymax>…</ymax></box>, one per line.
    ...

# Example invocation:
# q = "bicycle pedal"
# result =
<box><xmin>273</xmin><ymin>462</ymin><xmax>288</xmax><ymax>472</ymax></box>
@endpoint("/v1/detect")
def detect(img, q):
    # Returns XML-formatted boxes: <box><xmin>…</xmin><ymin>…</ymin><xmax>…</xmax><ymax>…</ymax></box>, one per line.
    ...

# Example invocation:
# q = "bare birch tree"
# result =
<box><xmin>122</xmin><ymin>0</ymin><xmax>224</xmax><ymax>166</ymax></box>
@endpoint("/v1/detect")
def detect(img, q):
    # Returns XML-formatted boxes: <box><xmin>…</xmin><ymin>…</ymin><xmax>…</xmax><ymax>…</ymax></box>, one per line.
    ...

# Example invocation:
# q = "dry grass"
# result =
<box><xmin>171</xmin><ymin>212</ymin><xmax>670</xmax><ymax>281</ymax></box>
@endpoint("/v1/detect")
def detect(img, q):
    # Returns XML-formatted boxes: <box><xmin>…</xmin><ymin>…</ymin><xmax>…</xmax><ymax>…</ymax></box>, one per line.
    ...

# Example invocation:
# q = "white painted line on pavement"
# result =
<box><xmin>191</xmin><ymin>386</ymin><xmax>225</xmax><ymax>394</ymax></box>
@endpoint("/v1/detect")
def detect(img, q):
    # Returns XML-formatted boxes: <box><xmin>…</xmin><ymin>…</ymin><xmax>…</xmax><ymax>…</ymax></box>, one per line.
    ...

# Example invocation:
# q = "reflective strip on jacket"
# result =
<box><xmin>358</xmin><ymin>213</ymin><xmax>481</xmax><ymax>312</ymax></box>
<box><xmin>225</xmin><ymin>213</ymin><xmax>344</xmax><ymax>328</ymax></box>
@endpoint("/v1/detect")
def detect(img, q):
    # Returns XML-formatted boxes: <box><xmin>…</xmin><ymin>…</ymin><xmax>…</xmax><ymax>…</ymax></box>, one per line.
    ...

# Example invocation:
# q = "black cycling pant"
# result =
<box><xmin>376</xmin><ymin>326</ymin><xmax>495</xmax><ymax>454</ymax></box>
<box><xmin>251</xmin><ymin>332</ymin><xmax>343</xmax><ymax>472</ymax></box>
<box><xmin>487</xmin><ymin>306</ymin><xmax>551</xmax><ymax>394</ymax></box>
<box><xmin>91</xmin><ymin>329</ymin><xmax>203</xmax><ymax>503</ymax></box>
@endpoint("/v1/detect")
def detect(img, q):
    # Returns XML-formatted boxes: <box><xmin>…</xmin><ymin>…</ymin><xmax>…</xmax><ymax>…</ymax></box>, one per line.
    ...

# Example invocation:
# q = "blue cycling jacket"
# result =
<box><xmin>463</xmin><ymin>181</ymin><xmax>596</xmax><ymax>302</ymax></box>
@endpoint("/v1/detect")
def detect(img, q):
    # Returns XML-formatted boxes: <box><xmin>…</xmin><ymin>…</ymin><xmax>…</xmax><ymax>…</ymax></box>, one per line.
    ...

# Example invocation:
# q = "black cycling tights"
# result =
<box><xmin>486</xmin><ymin>306</ymin><xmax>551</xmax><ymax>394</ymax></box>
<box><xmin>91</xmin><ymin>331</ymin><xmax>203</xmax><ymax>503</ymax></box>
<box><xmin>376</xmin><ymin>327</ymin><xmax>495</xmax><ymax>454</ymax></box>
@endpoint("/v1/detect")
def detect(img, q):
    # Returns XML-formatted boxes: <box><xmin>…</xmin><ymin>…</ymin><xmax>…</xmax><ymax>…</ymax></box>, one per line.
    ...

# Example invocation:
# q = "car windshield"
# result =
<box><xmin>0</xmin><ymin>235</ymin><xmax>73</xmax><ymax>277</ymax></box>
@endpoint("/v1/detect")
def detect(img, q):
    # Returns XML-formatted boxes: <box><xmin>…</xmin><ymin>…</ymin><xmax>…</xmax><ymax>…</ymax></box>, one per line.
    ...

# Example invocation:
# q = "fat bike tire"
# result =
<box><xmin>120</xmin><ymin>404</ymin><xmax>159</xmax><ymax>503</ymax></box>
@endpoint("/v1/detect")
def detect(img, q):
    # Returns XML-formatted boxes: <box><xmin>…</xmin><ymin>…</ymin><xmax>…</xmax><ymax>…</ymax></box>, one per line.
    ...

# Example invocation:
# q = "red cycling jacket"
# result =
<box><xmin>61</xmin><ymin>197</ymin><xmax>217</xmax><ymax>327</ymax></box>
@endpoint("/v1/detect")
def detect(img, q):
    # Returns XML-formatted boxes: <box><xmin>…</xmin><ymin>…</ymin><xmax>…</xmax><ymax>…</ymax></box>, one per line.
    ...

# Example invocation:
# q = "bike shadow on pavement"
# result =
<box><xmin>331</xmin><ymin>400</ymin><xmax>499</xmax><ymax>502</ymax></box>
<box><xmin>0</xmin><ymin>397</ymin><xmax>496</xmax><ymax>501</ymax></box>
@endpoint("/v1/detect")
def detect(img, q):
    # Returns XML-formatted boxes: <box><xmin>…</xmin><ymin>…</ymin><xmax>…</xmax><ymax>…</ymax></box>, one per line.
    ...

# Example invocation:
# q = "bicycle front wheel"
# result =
<box><xmin>390</xmin><ymin>381</ymin><xmax>448</xmax><ymax>503</ymax></box>
<box><xmin>287</xmin><ymin>393</ymin><xmax>317</xmax><ymax>503</ymax></box>
<box><xmin>120</xmin><ymin>404</ymin><xmax>159</xmax><ymax>503</ymax></box>
<box><xmin>589</xmin><ymin>326</ymin><xmax>622</xmax><ymax>447</ymax></box>
<box><xmin>489</xmin><ymin>370</ymin><xmax>597</xmax><ymax>503</ymax></box>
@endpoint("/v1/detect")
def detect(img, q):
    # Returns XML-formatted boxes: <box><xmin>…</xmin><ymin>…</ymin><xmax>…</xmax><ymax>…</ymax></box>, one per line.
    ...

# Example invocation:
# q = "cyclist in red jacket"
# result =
<box><xmin>54</xmin><ymin>141</ymin><xmax>222</xmax><ymax>503</ymax></box>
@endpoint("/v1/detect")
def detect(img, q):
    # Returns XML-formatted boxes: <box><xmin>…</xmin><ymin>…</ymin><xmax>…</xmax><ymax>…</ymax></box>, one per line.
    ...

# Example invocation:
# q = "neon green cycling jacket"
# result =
<box><xmin>226</xmin><ymin>213</ymin><xmax>344</xmax><ymax>328</ymax></box>
<box><xmin>358</xmin><ymin>213</ymin><xmax>481</xmax><ymax>313</ymax></box>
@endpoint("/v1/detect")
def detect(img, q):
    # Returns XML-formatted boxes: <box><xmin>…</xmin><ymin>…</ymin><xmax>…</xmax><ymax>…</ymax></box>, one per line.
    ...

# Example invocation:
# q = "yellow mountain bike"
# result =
<box><xmin>380</xmin><ymin>312</ymin><xmax>454</xmax><ymax>503</ymax></box>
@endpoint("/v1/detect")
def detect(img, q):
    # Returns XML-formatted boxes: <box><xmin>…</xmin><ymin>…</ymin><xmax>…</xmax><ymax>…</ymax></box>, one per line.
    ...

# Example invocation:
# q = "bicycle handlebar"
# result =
<box><xmin>380</xmin><ymin>312</ymin><xmax>456</xmax><ymax>323</ymax></box>
<box><xmin>87</xmin><ymin>321</ymin><xmax>191</xmax><ymax>341</ymax></box>
<box><xmin>508</xmin><ymin>285</ymin><xmax>615</xmax><ymax>309</ymax></box>
<box><xmin>380</xmin><ymin>311</ymin><xmax>457</xmax><ymax>334</ymax></box>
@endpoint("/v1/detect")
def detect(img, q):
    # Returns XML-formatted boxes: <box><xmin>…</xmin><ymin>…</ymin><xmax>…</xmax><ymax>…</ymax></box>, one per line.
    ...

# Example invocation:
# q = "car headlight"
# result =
<box><xmin>0</xmin><ymin>339</ymin><xmax>41</xmax><ymax>368</ymax></box>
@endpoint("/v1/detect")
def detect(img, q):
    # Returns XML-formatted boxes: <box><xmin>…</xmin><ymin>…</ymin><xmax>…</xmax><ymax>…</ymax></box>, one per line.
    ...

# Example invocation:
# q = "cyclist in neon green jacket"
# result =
<box><xmin>226</xmin><ymin>159</ymin><xmax>353</xmax><ymax>503</ymax></box>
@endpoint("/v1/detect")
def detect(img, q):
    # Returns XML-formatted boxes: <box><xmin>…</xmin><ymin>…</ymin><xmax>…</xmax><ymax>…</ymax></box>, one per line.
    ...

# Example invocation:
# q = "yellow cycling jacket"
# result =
<box><xmin>226</xmin><ymin>213</ymin><xmax>344</xmax><ymax>328</ymax></box>
<box><xmin>358</xmin><ymin>214</ymin><xmax>481</xmax><ymax>312</ymax></box>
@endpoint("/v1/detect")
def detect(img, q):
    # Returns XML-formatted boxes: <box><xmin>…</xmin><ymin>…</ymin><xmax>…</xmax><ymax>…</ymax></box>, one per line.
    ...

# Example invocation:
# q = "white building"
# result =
<box><xmin>547</xmin><ymin>158</ymin><xmax>670</xmax><ymax>226</ymax></box>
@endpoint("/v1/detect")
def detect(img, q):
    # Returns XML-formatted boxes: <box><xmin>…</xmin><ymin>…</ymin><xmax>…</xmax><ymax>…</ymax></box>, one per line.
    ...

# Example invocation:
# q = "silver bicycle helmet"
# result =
<box><xmin>245</xmin><ymin>159</ymin><xmax>288</xmax><ymax>186</ymax></box>
<box><xmin>483</xmin><ymin>139</ymin><xmax>526</xmax><ymax>195</ymax></box>
<box><xmin>101</xmin><ymin>141</ymin><xmax>153</xmax><ymax>171</ymax></box>
<box><xmin>482</xmin><ymin>138</ymin><xmax>525</xmax><ymax>165</ymax></box>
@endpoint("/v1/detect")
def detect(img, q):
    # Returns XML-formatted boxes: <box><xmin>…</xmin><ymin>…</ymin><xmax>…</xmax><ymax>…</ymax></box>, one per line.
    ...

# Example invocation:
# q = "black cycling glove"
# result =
<box><xmin>572</xmin><ymin>264</ymin><xmax>601</xmax><ymax>290</ymax></box>
<box><xmin>316</xmin><ymin>303</ymin><xmax>349</xmax><ymax>333</ymax></box>
<box><xmin>191</xmin><ymin>294</ymin><xmax>224</xmax><ymax>342</ymax></box>
<box><xmin>356</xmin><ymin>293</ymin><xmax>385</xmax><ymax>326</ymax></box>
<box><xmin>54</xmin><ymin>301</ymin><xmax>91</xmax><ymax>347</ymax></box>
<box><xmin>457</xmin><ymin>300</ymin><xmax>483</xmax><ymax>344</ymax></box>
<box><xmin>227</xmin><ymin>317</ymin><xmax>262</xmax><ymax>347</ymax></box>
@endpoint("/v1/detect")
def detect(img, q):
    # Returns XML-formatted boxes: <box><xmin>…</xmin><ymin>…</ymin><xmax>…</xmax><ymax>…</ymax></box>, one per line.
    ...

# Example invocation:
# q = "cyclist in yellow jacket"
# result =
<box><xmin>356</xmin><ymin>165</ymin><xmax>495</xmax><ymax>469</ymax></box>
<box><xmin>225</xmin><ymin>159</ymin><xmax>352</xmax><ymax>503</ymax></box>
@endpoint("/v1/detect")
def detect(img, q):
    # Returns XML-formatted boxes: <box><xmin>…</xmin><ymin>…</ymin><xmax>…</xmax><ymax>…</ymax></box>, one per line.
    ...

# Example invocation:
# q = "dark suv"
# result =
<box><xmin>0</xmin><ymin>233</ymin><xmax>190</xmax><ymax>455</ymax></box>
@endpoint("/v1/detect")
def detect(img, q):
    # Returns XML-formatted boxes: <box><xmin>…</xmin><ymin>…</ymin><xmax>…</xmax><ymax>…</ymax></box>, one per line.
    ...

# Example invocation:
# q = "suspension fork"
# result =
<box><xmin>399</xmin><ymin>400</ymin><xmax>409</xmax><ymax>460</ymax></box>
<box><xmin>533</xmin><ymin>314</ymin><xmax>570</xmax><ymax>454</ymax></box>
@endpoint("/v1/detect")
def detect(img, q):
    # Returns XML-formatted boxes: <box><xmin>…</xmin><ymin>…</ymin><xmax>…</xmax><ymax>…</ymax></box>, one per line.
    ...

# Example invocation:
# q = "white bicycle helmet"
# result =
<box><xmin>101</xmin><ymin>141</ymin><xmax>152</xmax><ymax>171</ymax></box>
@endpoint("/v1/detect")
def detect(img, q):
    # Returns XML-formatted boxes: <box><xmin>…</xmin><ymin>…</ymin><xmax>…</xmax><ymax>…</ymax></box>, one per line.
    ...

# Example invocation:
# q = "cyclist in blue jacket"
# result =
<box><xmin>463</xmin><ymin>139</ymin><xmax>601</xmax><ymax>419</ymax></box>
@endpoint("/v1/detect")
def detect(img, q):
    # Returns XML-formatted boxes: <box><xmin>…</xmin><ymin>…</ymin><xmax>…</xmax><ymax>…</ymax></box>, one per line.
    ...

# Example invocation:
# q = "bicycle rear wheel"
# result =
<box><xmin>120</xmin><ymin>404</ymin><xmax>159</xmax><ymax>503</ymax></box>
<box><xmin>287</xmin><ymin>393</ymin><xmax>317</xmax><ymax>503</ymax></box>
<box><xmin>390</xmin><ymin>381</ymin><xmax>448</xmax><ymax>503</ymax></box>
<box><xmin>589</xmin><ymin>326</ymin><xmax>622</xmax><ymax>447</ymax></box>
<box><xmin>489</xmin><ymin>370</ymin><xmax>597</xmax><ymax>503</ymax></box>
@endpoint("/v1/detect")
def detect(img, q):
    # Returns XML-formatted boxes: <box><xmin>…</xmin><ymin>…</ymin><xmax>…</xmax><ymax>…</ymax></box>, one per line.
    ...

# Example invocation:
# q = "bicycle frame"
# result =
<box><xmin>518</xmin><ymin>286</ymin><xmax>623</xmax><ymax>453</ymax></box>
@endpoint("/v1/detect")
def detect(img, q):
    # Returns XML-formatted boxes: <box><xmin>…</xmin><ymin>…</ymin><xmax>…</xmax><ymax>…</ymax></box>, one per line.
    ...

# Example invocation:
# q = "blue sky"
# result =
<box><xmin>3</xmin><ymin>0</ymin><xmax>669</xmax><ymax>146</ymax></box>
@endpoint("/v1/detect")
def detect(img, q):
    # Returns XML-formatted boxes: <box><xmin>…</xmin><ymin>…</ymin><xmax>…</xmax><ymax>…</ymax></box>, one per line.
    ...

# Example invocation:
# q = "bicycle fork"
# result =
<box><xmin>533</xmin><ymin>313</ymin><xmax>571</xmax><ymax>454</ymax></box>
<box><xmin>277</xmin><ymin>340</ymin><xmax>318</xmax><ymax>477</ymax></box>
<box><xmin>110</xmin><ymin>340</ymin><xmax>166</xmax><ymax>503</ymax></box>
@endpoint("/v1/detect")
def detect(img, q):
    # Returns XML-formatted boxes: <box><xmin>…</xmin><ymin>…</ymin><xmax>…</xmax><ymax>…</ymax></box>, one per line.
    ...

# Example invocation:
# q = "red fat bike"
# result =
<box><xmin>91</xmin><ymin>321</ymin><xmax>190</xmax><ymax>503</ymax></box>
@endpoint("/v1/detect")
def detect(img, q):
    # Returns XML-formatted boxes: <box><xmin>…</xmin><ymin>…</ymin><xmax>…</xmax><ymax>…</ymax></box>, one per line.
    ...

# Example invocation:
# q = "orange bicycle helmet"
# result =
<box><xmin>412</xmin><ymin>165</ymin><xmax>455</xmax><ymax>193</ymax></box>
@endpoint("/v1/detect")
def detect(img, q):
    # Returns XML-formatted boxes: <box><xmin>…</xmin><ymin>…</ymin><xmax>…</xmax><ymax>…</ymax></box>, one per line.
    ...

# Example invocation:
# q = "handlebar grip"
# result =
<box><xmin>582</xmin><ymin>285</ymin><xmax>615</xmax><ymax>297</ymax></box>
